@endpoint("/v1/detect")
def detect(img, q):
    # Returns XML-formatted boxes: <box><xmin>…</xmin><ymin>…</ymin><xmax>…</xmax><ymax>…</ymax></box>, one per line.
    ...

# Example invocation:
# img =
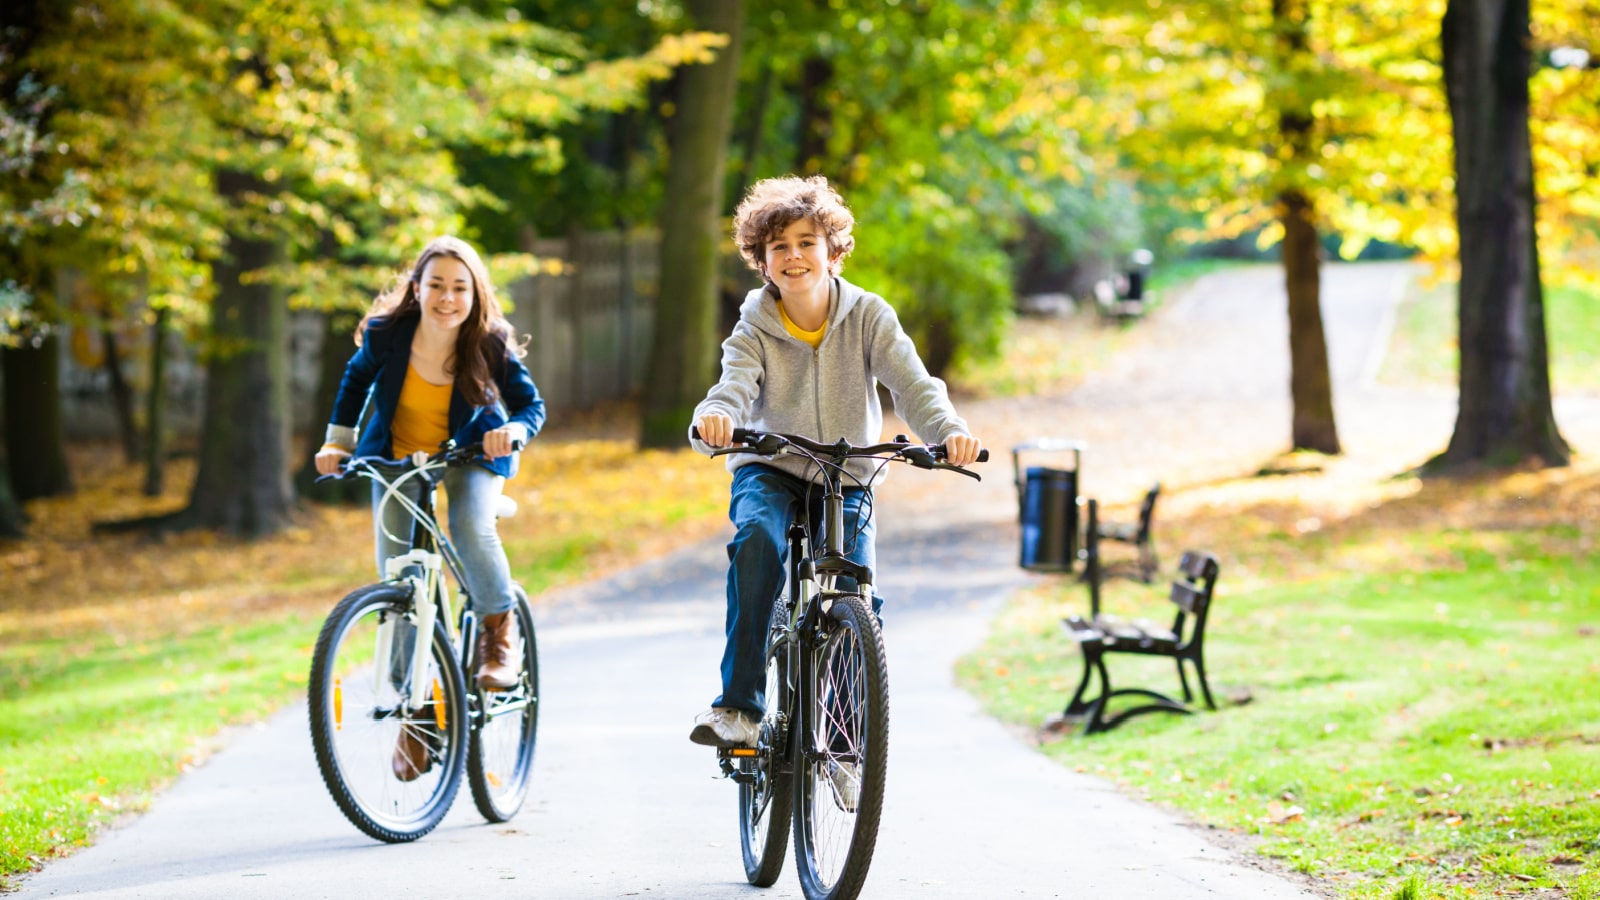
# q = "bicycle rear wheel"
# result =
<box><xmin>468</xmin><ymin>585</ymin><xmax>540</xmax><ymax>822</ymax></box>
<box><xmin>740</xmin><ymin>604</ymin><xmax>794</xmax><ymax>886</ymax></box>
<box><xmin>793</xmin><ymin>591</ymin><xmax>888</xmax><ymax>900</ymax></box>
<box><xmin>308</xmin><ymin>583</ymin><xmax>468</xmax><ymax>843</ymax></box>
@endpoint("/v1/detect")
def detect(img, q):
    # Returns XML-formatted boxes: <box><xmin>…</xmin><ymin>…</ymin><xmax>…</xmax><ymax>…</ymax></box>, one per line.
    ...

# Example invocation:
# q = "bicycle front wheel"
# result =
<box><xmin>740</xmin><ymin>604</ymin><xmax>794</xmax><ymax>886</ymax></box>
<box><xmin>308</xmin><ymin>583</ymin><xmax>468</xmax><ymax>843</ymax></box>
<box><xmin>468</xmin><ymin>586</ymin><xmax>540</xmax><ymax>822</ymax></box>
<box><xmin>794</xmin><ymin>591</ymin><xmax>889</xmax><ymax>900</ymax></box>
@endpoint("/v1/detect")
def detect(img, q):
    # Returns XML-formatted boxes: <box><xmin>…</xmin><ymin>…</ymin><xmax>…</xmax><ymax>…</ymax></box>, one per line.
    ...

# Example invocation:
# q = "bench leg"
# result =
<box><xmin>1080</xmin><ymin>655</ymin><xmax>1115</xmax><ymax>735</ymax></box>
<box><xmin>1093</xmin><ymin>688</ymin><xmax>1193</xmax><ymax>733</ymax></box>
<box><xmin>1061</xmin><ymin>646</ymin><xmax>1100</xmax><ymax>718</ymax></box>
<box><xmin>1190</xmin><ymin>654</ymin><xmax>1217</xmax><ymax>711</ymax></box>
<box><xmin>1175</xmin><ymin>657</ymin><xmax>1194</xmax><ymax>705</ymax></box>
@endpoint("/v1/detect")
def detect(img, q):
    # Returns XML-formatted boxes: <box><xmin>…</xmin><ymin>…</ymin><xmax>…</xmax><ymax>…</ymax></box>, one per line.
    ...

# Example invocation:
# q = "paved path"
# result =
<box><xmin>29</xmin><ymin>261</ymin><xmax>1592</xmax><ymax>899</ymax></box>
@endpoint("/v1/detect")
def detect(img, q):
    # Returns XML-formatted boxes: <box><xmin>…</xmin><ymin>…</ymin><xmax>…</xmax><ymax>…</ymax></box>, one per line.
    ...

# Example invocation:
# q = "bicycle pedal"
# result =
<box><xmin>717</xmin><ymin>746</ymin><xmax>758</xmax><ymax>758</ymax></box>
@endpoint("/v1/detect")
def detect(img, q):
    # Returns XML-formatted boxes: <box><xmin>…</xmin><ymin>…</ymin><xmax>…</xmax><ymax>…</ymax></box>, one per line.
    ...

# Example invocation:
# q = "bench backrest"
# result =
<box><xmin>1169</xmin><ymin>550</ymin><xmax>1219</xmax><ymax>646</ymax></box>
<box><xmin>1135</xmin><ymin>482</ymin><xmax>1161</xmax><ymax>541</ymax></box>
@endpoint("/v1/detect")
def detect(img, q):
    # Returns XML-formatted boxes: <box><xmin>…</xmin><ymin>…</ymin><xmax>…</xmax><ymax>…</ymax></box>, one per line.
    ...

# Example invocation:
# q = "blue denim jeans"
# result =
<box><xmin>716</xmin><ymin>463</ymin><xmax>877</xmax><ymax>716</ymax></box>
<box><xmin>373</xmin><ymin>461</ymin><xmax>517</xmax><ymax>618</ymax></box>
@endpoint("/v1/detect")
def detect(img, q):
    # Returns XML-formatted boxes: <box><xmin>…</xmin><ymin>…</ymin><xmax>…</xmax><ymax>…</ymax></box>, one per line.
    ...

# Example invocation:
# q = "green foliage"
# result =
<box><xmin>3</xmin><ymin>1</ymin><xmax>720</xmax><ymax>340</ymax></box>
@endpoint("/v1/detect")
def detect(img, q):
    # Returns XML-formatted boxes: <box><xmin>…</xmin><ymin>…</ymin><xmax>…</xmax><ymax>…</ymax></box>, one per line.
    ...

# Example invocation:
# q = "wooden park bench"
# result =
<box><xmin>1058</xmin><ymin>548</ymin><xmax>1220</xmax><ymax>735</ymax></box>
<box><xmin>1091</xmin><ymin>482</ymin><xmax>1160</xmax><ymax>583</ymax></box>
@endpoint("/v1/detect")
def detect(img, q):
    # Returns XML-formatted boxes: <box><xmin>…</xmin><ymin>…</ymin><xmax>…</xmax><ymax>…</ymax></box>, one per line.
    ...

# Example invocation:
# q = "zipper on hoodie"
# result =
<box><xmin>812</xmin><ymin>346</ymin><xmax>824</xmax><ymax>439</ymax></box>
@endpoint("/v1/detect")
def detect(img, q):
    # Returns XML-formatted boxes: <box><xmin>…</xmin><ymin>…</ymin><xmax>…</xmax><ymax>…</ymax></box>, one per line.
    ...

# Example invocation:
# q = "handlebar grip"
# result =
<box><xmin>977</xmin><ymin>449</ymin><xmax>990</xmax><ymax>463</ymax></box>
<box><xmin>692</xmin><ymin>425</ymin><xmax>759</xmax><ymax>446</ymax></box>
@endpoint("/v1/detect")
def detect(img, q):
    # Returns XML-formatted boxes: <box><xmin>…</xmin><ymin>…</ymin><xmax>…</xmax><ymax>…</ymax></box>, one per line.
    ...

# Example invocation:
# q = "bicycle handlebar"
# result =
<box><xmin>314</xmin><ymin>439</ymin><xmax>525</xmax><ymax>483</ymax></box>
<box><xmin>691</xmin><ymin>426</ymin><xmax>986</xmax><ymax>479</ymax></box>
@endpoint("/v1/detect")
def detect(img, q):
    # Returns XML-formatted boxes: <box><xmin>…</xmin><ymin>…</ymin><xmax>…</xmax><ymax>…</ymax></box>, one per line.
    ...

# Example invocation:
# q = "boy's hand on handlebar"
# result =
<box><xmin>482</xmin><ymin>425</ymin><xmax>526</xmax><ymax>460</ymax></box>
<box><xmin>944</xmin><ymin>433</ymin><xmax>983</xmax><ymax>467</ymax></box>
<box><xmin>315</xmin><ymin>445</ymin><xmax>351</xmax><ymax>476</ymax></box>
<box><xmin>695</xmin><ymin>413</ymin><xmax>735</xmax><ymax>448</ymax></box>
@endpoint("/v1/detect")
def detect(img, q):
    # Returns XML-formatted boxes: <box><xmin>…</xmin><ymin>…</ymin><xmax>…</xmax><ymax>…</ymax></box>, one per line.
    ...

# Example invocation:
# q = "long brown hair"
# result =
<box><xmin>359</xmin><ymin>236</ymin><xmax>525</xmax><ymax>407</ymax></box>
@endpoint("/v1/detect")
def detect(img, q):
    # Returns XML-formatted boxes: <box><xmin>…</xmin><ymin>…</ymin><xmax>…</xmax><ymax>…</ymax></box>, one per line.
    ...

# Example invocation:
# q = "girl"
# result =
<box><xmin>314</xmin><ymin>236</ymin><xmax>544</xmax><ymax>777</ymax></box>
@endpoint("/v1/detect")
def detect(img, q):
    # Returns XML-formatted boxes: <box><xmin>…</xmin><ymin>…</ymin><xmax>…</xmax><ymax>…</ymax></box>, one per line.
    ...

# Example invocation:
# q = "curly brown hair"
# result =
<box><xmin>359</xmin><ymin>236</ymin><xmax>524</xmax><ymax>408</ymax></box>
<box><xmin>732</xmin><ymin>175</ymin><xmax>856</xmax><ymax>276</ymax></box>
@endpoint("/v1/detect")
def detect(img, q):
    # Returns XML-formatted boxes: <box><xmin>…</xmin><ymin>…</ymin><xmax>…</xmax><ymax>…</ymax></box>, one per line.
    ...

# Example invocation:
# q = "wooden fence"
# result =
<box><xmin>49</xmin><ymin>229</ymin><xmax>665</xmax><ymax>441</ymax></box>
<box><xmin>508</xmin><ymin>229</ymin><xmax>659</xmax><ymax>411</ymax></box>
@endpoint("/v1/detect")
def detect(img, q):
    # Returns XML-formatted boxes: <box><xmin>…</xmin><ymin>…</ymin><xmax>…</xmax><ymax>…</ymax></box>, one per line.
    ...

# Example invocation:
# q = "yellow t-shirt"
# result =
<box><xmin>778</xmin><ymin>302</ymin><xmax>826</xmax><ymax>349</ymax></box>
<box><xmin>390</xmin><ymin>363</ymin><xmax>452</xmax><ymax>458</ymax></box>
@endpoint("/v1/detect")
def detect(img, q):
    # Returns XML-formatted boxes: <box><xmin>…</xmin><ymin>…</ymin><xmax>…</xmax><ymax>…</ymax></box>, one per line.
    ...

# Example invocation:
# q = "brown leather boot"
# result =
<box><xmin>476</xmin><ymin>611</ymin><xmax>519</xmax><ymax>691</ymax></box>
<box><xmin>392</xmin><ymin>722</ymin><xmax>433</xmax><ymax>782</ymax></box>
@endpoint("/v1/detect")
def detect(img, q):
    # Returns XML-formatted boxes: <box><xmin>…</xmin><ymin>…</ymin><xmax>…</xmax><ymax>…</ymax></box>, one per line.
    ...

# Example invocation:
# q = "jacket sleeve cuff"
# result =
<box><xmin>324</xmin><ymin>424</ymin><xmax>357</xmax><ymax>451</ymax></box>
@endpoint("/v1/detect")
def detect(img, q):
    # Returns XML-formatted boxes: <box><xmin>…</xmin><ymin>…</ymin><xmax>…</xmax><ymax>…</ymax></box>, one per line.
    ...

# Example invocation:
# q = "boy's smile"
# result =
<box><xmin>764</xmin><ymin>217</ymin><xmax>836</xmax><ymax>307</ymax></box>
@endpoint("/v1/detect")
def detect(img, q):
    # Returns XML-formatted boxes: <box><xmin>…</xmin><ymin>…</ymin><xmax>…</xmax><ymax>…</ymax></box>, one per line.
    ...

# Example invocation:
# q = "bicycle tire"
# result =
<box><xmin>308</xmin><ymin>582</ymin><xmax>468</xmax><ymax>843</ymax></box>
<box><xmin>793</xmin><ymin>591</ymin><xmax>889</xmax><ymax>900</ymax></box>
<box><xmin>740</xmin><ymin>604</ymin><xmax>794</xmax><ymax>886</ymax></box>
<box><xmin>467</xmin><ymin>585</ymin><xmax>540</xmax><ymax>822</ymax></box>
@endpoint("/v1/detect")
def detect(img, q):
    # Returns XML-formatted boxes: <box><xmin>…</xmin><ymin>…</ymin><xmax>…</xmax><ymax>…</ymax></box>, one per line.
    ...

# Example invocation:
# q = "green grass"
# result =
<box><xmin>1383</xmin><ymin>276</ymin><xmax>1600</xmax><ymax>393</ymax></box>
<box><xmin>0</xmin><ymin>612</ymin><xmax>320</xmax><ymax>878</ymax></box>
<box><xmin>958</xmin><ymin>530</ymin><xmax>1600</xmax><ymax>898</ymax></box>
<box><xmin>0</xmin><ymin>440</ymin><xmax>729</xmax><ymax>886</ymax></box>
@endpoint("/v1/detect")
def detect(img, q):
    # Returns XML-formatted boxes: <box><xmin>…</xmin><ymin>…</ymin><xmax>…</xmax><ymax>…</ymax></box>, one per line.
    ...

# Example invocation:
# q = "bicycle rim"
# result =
<box><xmin>468</xmin><ymin>587</ymin><xmax>540</xmax><ymax>822</ymax></box>
<box><xmin>740</xmin><ymin>615</ymin><xmax>793</xmax><ymax>885</ymax></box>
<box><xmin>794</xmin><ymin>592</ymin><xmax>888</xmax><ymax>900</ymax></box>
<box><xmin>308</xmin><ymin>583</ymin><xmax>468</xmax><ymax>843</ymax></box>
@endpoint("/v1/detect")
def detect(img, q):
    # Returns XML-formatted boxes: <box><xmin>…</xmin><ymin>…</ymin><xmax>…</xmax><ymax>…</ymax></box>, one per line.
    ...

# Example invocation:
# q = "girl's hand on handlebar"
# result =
<box><xmin>944</xmin><ymin>433</ymin><xmax>983</xmax><ymax>467</ymax></box>
<box><xmin>695</xmin><ymin>413</ymin><xmax>735</xmax><ymax>448</ymax></box>
<box><xmin>315</xmin><ymin>445</ymin><xmax>351</xmax><ymax>476</ymax></box>
<box><xmin>482</xmin><ymin>425</ymin><xmax>526</xmax><ymax>460</ymax></box>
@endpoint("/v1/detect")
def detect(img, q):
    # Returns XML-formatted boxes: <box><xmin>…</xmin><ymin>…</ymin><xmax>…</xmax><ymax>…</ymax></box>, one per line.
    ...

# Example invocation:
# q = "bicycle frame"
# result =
<box><xmin>353</xmin><ymin>458</ymin><xmax>476</xmax><ymax>713</ymax></box>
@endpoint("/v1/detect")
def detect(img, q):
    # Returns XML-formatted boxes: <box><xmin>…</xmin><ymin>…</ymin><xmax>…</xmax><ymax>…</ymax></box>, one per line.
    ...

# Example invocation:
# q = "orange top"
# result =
<box><xmin>390</xmin><ymin>363</ymin><xmax>452</xmax><ymax>458</ymax></box>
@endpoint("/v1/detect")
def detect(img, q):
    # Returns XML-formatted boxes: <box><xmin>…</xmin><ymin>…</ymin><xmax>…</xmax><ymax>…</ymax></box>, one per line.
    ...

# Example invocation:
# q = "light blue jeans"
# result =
<box><xmin>373</xmin><ymin>461</ymin><xmax>517</xmax><ymax>617</ymax></box>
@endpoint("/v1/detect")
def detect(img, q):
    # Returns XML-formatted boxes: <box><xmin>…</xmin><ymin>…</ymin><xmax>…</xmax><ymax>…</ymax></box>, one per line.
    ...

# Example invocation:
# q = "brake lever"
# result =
<box><xmin>933</xmin><ymin>461</ymin><xmax>982</xmax><ymax>481</ymax></box>
<box><xmin>899</xmin><ymin>445</ymin><xmax>938</xmax><ymax>470</ymax></box>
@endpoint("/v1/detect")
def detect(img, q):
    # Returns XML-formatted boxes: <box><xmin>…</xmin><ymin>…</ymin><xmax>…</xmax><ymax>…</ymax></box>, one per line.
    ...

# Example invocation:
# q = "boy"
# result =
<box><xmin>688</xmin><ymin>174</ymin><xmax>983</xmax><ymax>748</ymax></box>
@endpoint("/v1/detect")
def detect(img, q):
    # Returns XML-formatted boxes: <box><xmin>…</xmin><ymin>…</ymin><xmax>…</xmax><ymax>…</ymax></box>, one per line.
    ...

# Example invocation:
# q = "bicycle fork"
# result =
<box><xmin>381</xmin><ymin>549</ymin><xmax>452</xmax><ymax>712</ymax></box>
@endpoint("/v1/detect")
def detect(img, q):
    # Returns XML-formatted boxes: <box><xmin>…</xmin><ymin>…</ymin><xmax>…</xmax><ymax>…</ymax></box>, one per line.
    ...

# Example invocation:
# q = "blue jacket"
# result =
<box><xmin>327</xmin><ymin>315</ymin><xmax>545</xmax><ymax>478</ymax></box>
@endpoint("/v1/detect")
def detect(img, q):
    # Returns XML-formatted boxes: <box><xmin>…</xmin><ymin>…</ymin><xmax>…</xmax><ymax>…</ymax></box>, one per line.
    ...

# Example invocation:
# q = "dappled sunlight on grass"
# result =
<box><xmin>960</xmin><ymin>450</ymin><xmax>1600</xmax><ymax>899</ymax></box>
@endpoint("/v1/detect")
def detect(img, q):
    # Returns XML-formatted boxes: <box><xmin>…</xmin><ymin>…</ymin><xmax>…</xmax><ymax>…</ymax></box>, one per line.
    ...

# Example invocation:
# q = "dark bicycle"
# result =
<box><xmin>306</xmin><ymin>441</ymin><xmax>539</xmax><ymax>842</ymax></box>
<box><xmin>696</xmin><ymin>427</ymin><xmax>985</xmax><ymax>900</ymax></box>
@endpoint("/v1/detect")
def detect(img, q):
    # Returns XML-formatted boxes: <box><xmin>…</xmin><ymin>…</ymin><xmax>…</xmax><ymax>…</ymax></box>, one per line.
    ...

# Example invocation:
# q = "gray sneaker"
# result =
<box><xmin>689</xmin><ymin>706</ymin><xmax>759</xmax><ymax>748</ymax></box>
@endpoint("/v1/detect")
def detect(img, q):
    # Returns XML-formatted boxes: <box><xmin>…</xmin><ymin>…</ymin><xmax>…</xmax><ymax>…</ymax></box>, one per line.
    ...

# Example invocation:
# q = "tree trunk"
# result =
<box><xmin>639</xmin><ymin>0</ymin><xmax>744</xmax><ymax>448</ymax></box>
<box><xmin>729</xmin><ymin>59</ymin><xmax>775</xmax><ymax>209</ymax></box>
<box><xmin>1281</xmin><ymin>190</ymin><xmax>1341</xmax><ymax>453</ymax></box>
<box><xmin>920</xmin><ymin>313</ymin><xmax>957</xmax><ymax>382</ymax></box>
<box><xmin>179</xmin><ymin>169</ymin><xmax>295</xmax><ymax>535</ymax></box>
<box><xmin>296</xmin><ymin>311</ymin><xmax>367</xmax><ymax>504</ymax></box>
<box><xmin>101</xmin><ymin>325</ymin><xmax>143</xmax><ymax>463</ymax></box>
<box><xmin>1437</xmin><ymin>0</ymin><xmax>1568</xmax><ymax>468</ymax></box>
<box><xmin>3</xmin><ymin>335</ymin><xmax>74</xmax><ymax>500</ymax></box>
<box><xmin>143</xmin><ymin>306</ymin><xmax>169</xmax><ymax>496</ymax></box>
<box><xmin>794</xmin><ymin>55</ymin><xmax>834</xmax><ymax>176</ymax></box>
<box><xmin>1274</xmin><ymin>0</ymin><xmax>1340</xmax><ymax>455</ymax></box>
<box><xmin>0</xmin><ymin>449</ymin><xmax>24</xmax><ymax>537</ymax></box>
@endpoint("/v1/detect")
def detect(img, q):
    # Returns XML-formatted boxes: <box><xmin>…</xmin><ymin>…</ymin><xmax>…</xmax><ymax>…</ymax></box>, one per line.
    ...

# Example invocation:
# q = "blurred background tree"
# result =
<box><xmin>2</xmin><ymin>0</ymin><xmax>1594</xmax><ymax>539</ymax></box>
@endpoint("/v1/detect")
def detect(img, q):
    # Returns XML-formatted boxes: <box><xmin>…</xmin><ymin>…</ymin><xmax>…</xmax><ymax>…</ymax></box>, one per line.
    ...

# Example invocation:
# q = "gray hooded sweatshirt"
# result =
<box><xmin>688</xmin><ymin>276</ymin><xmax>969</xmax><ymax>485</ymax></box>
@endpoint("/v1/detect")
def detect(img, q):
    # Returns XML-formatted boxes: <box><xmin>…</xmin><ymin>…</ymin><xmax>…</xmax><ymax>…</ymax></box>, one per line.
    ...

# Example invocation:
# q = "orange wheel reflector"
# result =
<box><xmin>432</xmin><ymin>679</ymin><xmax>447</xmax><ymax>730</ymax></box>
<box><xmin>333</xmin><ymin>678</ymin><xmax>343</xmax><ymax>731</ymax></box>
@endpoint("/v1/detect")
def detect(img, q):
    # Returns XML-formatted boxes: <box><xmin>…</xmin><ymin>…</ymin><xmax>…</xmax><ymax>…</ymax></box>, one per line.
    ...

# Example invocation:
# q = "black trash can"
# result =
<box><xmin>1020</xmin><ymin>467</ymin><xmax>1078</xmax><ymax>571</ymax></box>
<box><xmin>1012</xmin><ymin>440</ymin><xmax>1085</xmax><ymax>573</ymax></box>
